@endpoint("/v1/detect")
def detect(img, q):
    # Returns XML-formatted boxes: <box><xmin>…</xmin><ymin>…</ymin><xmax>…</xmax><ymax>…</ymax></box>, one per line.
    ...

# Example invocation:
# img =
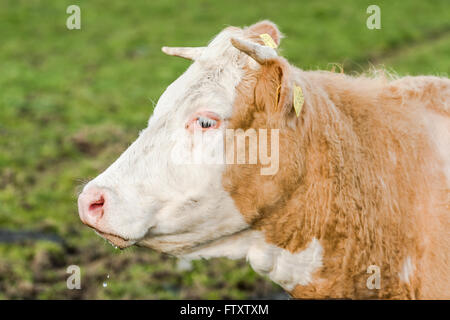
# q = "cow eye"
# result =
<box><xmin>197</xmin><ymin>116</ymin><xmax>217</xmax><ymax>129</ymax></box>
<box><xmin>186</xmin><ymin>111</ymin><xmax>221</xmax><ymax>132</ymax></box>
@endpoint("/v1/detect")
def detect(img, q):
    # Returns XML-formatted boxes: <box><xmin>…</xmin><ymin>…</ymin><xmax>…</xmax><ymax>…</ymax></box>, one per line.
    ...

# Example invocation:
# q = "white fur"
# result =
<box><xmin>399</xmin><ymin>256</ymin><xmax>414</xmax><ymax>283</ymax></box>
<box><xmin>247</xmin><ymin>236</ymin><xmax>323</xmax><ymax>290</ymax></box>
<box><xmin>423</xmin><ymin>111</ymin><xmax>450</xmax><ymax>186</ymax></box>
<box><xmin>183</xmin><ymin>230</ymin><xmax>323</xmax><ymax>290</ymax></box>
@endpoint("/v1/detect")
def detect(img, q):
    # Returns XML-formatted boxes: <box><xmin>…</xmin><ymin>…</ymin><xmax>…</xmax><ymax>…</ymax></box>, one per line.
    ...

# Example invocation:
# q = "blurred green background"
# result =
<box><xmin>0</xmin><ymin>0</ymin><xmax>449</xmax><ymax>299</ymax></box>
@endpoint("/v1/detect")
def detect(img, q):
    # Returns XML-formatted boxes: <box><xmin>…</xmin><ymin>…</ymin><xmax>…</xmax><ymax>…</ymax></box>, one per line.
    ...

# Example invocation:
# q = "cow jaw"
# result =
<box><xmin>135</xmin><ymin>175</ymin><xmax>251</xmax><ymax>255</ymax></box>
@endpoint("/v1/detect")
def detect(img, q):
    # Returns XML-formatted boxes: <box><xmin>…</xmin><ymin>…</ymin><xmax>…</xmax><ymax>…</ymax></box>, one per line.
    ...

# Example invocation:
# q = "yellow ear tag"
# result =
<box><xmin>259</xmin><ymin>33</ymin><xmax>277</xmax><ymax>49</ymax></box>
<box><xmin>293</xmin><ymin>85</ymin><xmax>304</xmax><ymax>117</ymax></box>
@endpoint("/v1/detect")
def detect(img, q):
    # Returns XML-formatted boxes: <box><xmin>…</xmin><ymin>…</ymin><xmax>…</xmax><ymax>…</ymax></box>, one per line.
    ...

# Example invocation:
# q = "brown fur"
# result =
<box><xmin>222</xmin><ymin>23</ymin><xmax>450</xmax><ymax>299</ymax></box>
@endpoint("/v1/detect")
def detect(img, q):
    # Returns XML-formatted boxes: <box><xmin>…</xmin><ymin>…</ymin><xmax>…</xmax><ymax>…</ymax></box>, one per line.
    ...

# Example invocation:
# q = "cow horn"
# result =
<box><xmin>161</xmin><ymin>46</ymin><xmax>205</xmax><ymax>60</ymax></box>
<box><xmin>230</xmin><ymin>38</ymin><xmax>277</xmax><ymax>64</ymax></box>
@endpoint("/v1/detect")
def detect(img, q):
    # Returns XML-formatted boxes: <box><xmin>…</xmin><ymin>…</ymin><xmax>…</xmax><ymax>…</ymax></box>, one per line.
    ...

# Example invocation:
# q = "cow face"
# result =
<box><xmin>78</xmin><ymin>21</ymin><xmax>284</xmax><ymax>256</ymax></box>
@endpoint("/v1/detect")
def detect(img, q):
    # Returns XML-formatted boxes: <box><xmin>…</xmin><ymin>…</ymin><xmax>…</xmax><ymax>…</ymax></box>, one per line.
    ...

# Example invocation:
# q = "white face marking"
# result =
<box><xmin>423</xmin><ymin>110</ymin><xmax>450</xmax><ymax>186</ymax></box>
<box><xmin>399</xmin><ymin>256</ymin><xmax>414</xmax><ymax>284</ymax></box>
<box><xmin>183</xmin><ymin>230</ymin><xmax>324</xmax><ymax>290</ymax></box>
<box><xmin>83</xmin><ymin>27</ymin><xmax>255</xmax><ymax>253</ymax></box>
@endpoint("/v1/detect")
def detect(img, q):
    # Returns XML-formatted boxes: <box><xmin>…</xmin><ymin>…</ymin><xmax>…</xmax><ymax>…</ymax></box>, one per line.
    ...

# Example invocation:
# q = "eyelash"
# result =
<box><xmin>197</xmin><ymin>116</ymin><xmax>217</xmax><ymax>129</ymax></box>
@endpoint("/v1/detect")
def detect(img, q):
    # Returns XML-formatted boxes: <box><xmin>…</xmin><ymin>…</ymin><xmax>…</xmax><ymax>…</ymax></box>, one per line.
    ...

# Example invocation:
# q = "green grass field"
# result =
<box><xmin>0</xmin><ymin>0</ymin><xmax>449</xmax><ymax>299</ymax></box>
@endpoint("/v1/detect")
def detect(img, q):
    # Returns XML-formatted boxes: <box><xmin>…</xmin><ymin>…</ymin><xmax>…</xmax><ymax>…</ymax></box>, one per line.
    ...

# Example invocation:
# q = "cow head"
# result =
<box><xmin>78</xmin><ymin>21</ymin><xmax>298</xmax><ymax>258</ymax></box>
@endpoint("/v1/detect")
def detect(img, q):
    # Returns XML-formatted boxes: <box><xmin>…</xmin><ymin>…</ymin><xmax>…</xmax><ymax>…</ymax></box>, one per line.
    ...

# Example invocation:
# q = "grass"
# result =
<box><xmin>0</xmin><ymin>0</ymin><xmax>448</xmax><ymax>299</ymax></box>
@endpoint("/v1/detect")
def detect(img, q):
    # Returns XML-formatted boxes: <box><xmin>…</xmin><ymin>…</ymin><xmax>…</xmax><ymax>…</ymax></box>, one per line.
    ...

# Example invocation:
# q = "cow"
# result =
<box><xmin>77</xmin><ymin>21</ymin><xmax>450</xmax><ymax>299</ymax></box>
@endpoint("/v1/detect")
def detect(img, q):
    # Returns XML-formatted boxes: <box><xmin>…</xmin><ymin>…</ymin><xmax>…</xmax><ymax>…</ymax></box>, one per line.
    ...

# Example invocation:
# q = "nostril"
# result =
<box><xmin>78</xmin><ymin>189</ymin><xmax>108</xmax><ymax>225</ymax></box>
<box><xmin>88</xmin><ymin>196</ymin><xmax>105</xmax><ymax>214</ymax></box>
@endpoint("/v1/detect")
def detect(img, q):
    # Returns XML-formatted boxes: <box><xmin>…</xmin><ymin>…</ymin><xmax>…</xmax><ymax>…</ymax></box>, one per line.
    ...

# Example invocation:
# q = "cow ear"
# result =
<box><xmin>255</xmin><ymin>58</ymin><xmax>294</xmax><ymax>117</ymax></box>
<box><xmin>246</xmin><ymin>20</ymin><xmax>283</xmax><ymax>47</ymax></box>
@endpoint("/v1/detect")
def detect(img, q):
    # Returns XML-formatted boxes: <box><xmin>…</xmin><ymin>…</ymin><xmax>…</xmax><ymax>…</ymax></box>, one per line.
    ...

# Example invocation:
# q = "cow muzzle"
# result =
<box><xmin>77</xmin><ymin>187</ymin><xmax>133</xmax><ymax>249</ymax></box>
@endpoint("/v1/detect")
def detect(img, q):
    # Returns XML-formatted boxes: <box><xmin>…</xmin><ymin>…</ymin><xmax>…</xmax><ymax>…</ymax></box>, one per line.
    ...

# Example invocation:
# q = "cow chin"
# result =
<box><xmin>95</xmin><ymin>230</ymin><xmax>135</xmax><ymax>249</ymax></box>
<box><xmin>135</xmin><ymin>237</ymin><xmax>195</xmax><ymax>256</ymax></box>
